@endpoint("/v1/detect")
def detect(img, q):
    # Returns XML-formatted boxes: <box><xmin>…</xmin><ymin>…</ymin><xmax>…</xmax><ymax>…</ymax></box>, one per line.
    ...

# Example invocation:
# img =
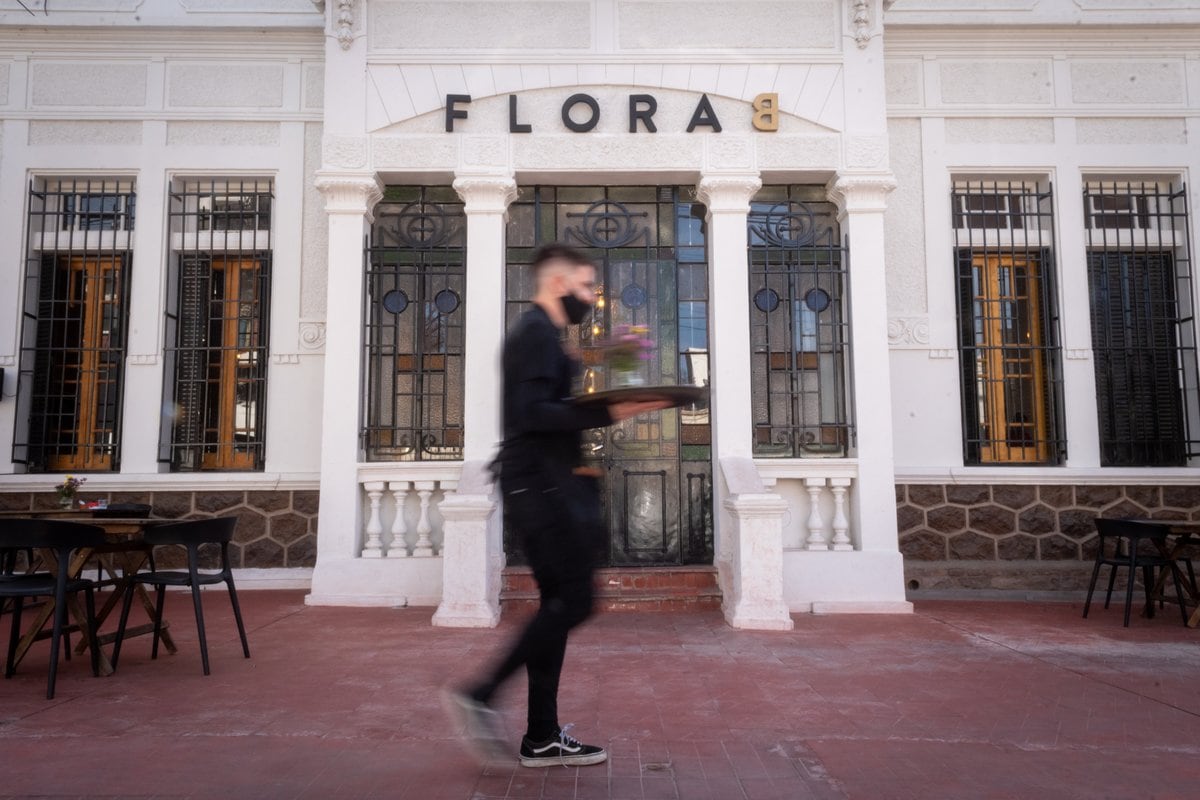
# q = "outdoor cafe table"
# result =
<box><xmin>1129</xmin><ymin>518</ymin><xmax>1200</xmax><ymax>627</ymax></box>
<box><xmin>0</xmin><ymin>510</ymin><xmax>177</xmax><ymax>676</ymax></box>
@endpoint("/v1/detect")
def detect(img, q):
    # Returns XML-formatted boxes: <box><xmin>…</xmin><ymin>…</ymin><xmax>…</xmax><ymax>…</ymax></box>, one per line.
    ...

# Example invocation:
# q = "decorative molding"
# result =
<box><xmin>887</xmin><ymin>317</ymin><xmax>930</xmax><ymax>346</ymax></box>
<box><xmin>825</xmin><ymin>173</ymin><xmax>898</xmax><ymax>217</ymax></box>
<box><xmin>311</xmin><ymin>0</ymin><xmax>324</xmax><ymax>10</ymax></box>
<box><xmin>452</xmin><ymin>173</ymin><xmax>518</xmax><ymax>215</ymax></box>
<box><xmin>852</xmin><ymin>1</ymin><xmax>875</xmax><ymax>49</ymax></box>
<box><xmin>335</xmin><ymin>0</ymin><xmax>355</xmax><ymax>50</ymax></box>
<box><xmin>695</xmin><ymin>173</ymin><xmax>762</xmax><ymax>215</ymax></box>
<box><xmin>0</xmin><ymin>355</ymin><xmax>15</xmax><ymax>367</ymax></box>
<box><xmin>129</xmin><ymin>354</ymin><xmax>159</xmax><ymax>366</ymax></box>
<box><xmin>1066</xmin><ymin>349</ymin><xmax>1092</xmax><ymax>360</ymax></box>
<box><xmin>313</xmin><ymin>171</ymin><xmax>383</xmax><ymax>219</ymax></box>
<box><xmin>272</xmin><ymin>353</ymin><xmax>301</xmax><ymax>365</ymax></box>
<box><xmin>928</xmin><ymin>349</ymin><xmax>956</xmax><ymax>359</ymax></box>
<box><xmin>299</xmin><ymin>321</ymin><xmax>327</xmax><ymax>351</ymax></box>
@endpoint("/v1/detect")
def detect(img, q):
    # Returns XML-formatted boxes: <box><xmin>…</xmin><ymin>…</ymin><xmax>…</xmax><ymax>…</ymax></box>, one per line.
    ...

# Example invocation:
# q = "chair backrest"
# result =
<box><xmin>142</xmin><ymin>516</ymin><xmax>237</xmax><ymax>547</ymax></box>
<box><xmin>0</xmin><ymin>518</ymin><xmax>107</xmax><ymax>551</ymax></box>
<box><xmin>1094</xmin><ymin>517</ymin><xmax>1169</xmax><ymax>541</ymax></box>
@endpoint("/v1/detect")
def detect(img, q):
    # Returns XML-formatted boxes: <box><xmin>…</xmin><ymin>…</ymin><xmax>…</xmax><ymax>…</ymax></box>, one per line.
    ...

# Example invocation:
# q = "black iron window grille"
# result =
<box><xmin>161</xmin><ymin>178</ymin><xmax>272</xmax><ymax>472</ymax></box>
<box><xmin>13</xmin><ymin>177</ymin><xmax>136</xmax><ymax>472</ymax></box>
<box><xmin>953</xmin><ymin>179</ymin><xmax>1065</xmax><ymax>465</ymax></box>
<box><xmin>749</xmin><ymin>186</ymin><xmax>852</xmax><ymax>458</ymax></box>
<box><xmin>1084</xmin><ymin>179</ymin><xmax>1199</xmax><ymax>466</ymax></box>
<box><xmin>363</xmin><ymin>187</ymin><xmax>466</xmax><ymax>462</ymax></box>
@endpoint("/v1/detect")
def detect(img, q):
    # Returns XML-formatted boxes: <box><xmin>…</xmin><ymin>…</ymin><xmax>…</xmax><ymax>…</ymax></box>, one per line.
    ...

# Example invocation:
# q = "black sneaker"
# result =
<box><xmin>519</xmin><ymin>726</ymin><xmax>607</xmax><ymax>768</ymax></box>
<box><xmin>441</xmin><ymin>688</ymin><xmax>510</xmax><ymax>764</ymax></box>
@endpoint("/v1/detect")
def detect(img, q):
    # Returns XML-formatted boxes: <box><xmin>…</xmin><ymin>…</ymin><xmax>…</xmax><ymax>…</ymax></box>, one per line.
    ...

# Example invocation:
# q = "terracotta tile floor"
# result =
<box><xmin>3</xmin><ymin>590</ymin><xmax>1200</xmax><ymax>799</ymax></box>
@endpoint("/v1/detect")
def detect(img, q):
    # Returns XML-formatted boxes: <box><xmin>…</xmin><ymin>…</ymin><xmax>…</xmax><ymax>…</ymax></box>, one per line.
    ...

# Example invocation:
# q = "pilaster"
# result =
<box><xmin>696</xmin><ymin>172</ymin><xmax>761</xmax><ymax>583</ymax></box>
<box><xmin>826</xmin><ymin>172</ymin><xmax>902</xmax><ymax>560</ymax></box>
<box><xmin>308</xmin><ymin>171</ymin><xmax>383</xmax><ymax>603</ymax></box>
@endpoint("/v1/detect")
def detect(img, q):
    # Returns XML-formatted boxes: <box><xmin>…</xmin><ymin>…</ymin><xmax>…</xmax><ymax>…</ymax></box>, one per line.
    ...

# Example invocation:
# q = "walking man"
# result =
<box><xmin>446</xmin><ymin>243</ymin><xmax>667</xmax><ymax>767</ymax></box>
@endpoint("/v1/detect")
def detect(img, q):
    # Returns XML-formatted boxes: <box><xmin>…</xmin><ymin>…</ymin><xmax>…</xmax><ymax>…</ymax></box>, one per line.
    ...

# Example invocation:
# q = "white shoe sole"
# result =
<box><xmin>519</xmin><ymin>750</ymin><xmax>608</xmax><ymax>768</ymax></box>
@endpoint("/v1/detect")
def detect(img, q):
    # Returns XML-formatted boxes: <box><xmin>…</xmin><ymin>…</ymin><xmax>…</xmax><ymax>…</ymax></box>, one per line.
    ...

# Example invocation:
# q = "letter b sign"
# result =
<box><xmin>752</xmin><ymin>93</ymin><xmax>780</xmax><ymax>132</ymax></box>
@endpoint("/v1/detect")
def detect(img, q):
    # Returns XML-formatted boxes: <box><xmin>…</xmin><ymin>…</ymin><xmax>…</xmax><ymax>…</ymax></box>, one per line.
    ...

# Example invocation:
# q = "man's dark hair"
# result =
<box><xmin>531</xmin><ymin>243</ymin><xmax>592</xmax><ymax>279</ymax></box>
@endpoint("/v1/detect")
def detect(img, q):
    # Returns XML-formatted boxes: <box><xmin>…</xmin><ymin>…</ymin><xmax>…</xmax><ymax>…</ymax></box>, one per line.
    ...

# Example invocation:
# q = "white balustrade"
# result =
<box><xmin>756</xmin><ymin>461</ymin><xmax>859</xmax><ymax>552</ymax></box>
<box><xmin>356</xmin><ymin>466</ymin><xmax>462</xmax><ymax>558</ymax></box>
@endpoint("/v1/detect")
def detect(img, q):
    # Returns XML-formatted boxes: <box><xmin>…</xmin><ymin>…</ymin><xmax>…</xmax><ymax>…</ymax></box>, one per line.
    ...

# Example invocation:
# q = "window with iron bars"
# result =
<box><xmin>362</xmin><ymin>187</ymin><xmax>466</xmax><ymax>462</ymax></box>
<box><xmin>160</xmin><ymin>178</ymin><xmax>272</xmax><ymax>472</ymax></box>
<box><xmin>13</xmin><ymin>177</ymin><xmax>135</xmax><ymax>473</ymax></box>
<box><xmin>1084</xmin><ymin>179</ymin><xmax>1199</xmax><ymax>466</ymax></box>
<box><xmin>749</xmin><ymin>186</ymin><xmax>852</xmax><ymax>457</ymax></box>
<box><xmin>952</xmin><ymin>179</ymin><xmax>1065</xmax><ymax>465</ymax></box>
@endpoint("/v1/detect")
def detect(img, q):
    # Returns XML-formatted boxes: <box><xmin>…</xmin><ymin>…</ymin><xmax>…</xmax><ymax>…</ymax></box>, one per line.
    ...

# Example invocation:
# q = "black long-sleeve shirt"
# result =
<box><xmin>497</xmin><ymin>305</ymin><xmax>612</xmax><ymax>483</ymax></box>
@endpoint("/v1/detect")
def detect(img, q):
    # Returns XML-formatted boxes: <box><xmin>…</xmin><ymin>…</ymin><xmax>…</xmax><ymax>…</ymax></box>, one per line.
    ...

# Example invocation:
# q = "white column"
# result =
<box><xmin>432</xmin><ymin>174</ymin><xmax>515</xmax><ymax>627</ymax></box>
<box><xmin>826</xmin><ymin>174</ymin><xmax>901</xmax><ymax>560</ymax></box>
<box><xmin>453</xmin><ymin>173</ymin><xmax>517</xmax><ymax>462</ymax></box>
<box><xmin>307</xmin><ymin>172</ymin><xmax>382</xmax><ymax>603</ymax></box>
<box><xmin>696</xmin><ymin>173</ymin><xmax>763</xmax><ymax>571</ymax></box>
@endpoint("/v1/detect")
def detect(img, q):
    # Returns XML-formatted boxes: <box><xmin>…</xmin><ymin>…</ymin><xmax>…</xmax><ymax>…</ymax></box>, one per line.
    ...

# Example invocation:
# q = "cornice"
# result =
<box><xmin>0</xmin><ymin>28</ymin><xmax>324</xmax><ymax>55</ymax></box>
<box><xmin>884</xmin><ymin>24</ymin><xmax>1200</xmax><ymax>55</ymax></box>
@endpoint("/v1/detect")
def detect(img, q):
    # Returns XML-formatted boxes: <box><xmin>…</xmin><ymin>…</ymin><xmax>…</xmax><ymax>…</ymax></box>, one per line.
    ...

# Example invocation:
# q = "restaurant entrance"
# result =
<box><xmin>503</xmin><ymin>186</ymin><xmax>714</xmax><ymax>566</ymax></box>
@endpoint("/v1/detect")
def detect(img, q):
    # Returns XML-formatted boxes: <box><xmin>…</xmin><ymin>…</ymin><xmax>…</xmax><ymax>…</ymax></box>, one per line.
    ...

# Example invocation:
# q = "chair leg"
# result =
<box><xmin>1142</xmin><ymin>564</ymin><xmax>1156</xmax><ymax>619</ymax></box>
<box><xmin>5</xmin><ymin>597</ymin><xmax>23</xmax><ymax>678</ymax></box>
<box><xmin>1083</xmin><ymin>553</ymin><xmax>1105</xmax><ymax>619</ymax></box>
<box><xmin>1122</xmin><ymin>549</ymin><xmax>1138</xmax><ymax>627</ymax></box>
<box><xmin>1170</xmin><ymin>562</ymin><xmax>1190</xmax><ymax>626</ymax></box>
<box><xmin>225</xmin><ymin>578</ymin><xmax>250</xmax><ymax>659</ymax></box>
<box><xmin>111</xmin><ymin>580</ymin><xmax>137</xmax><ymax>670</ymax></box>
<box><xmin>151</xmin><ymin>585</ymin><xmax>167</xmax><ymax>661</ymax></box>
<box><xmin>84</xmin><ymin>587</ymin><xmax>100</xmax><ymax>678</ymax></box>
<box><xmin>1104</xmin><ymin>563</ymin><xmax>1119</xmax><ymax>609</ymax></box>
<box><xmin>48</xmin><ymin>579</ymin><xmax>71</xmax><ymax>699</ymax></box>
<box><xmin>190</xmin><ymin>583</ymin><xmax>210</xmax><ymax>676</ymax></box>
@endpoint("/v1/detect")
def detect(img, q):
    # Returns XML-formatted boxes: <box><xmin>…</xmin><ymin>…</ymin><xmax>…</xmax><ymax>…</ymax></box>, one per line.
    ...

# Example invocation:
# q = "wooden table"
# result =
<box><xmin>1</xmin><ymin>512</ymin><xmax>177</xmax><ymax>675</ymax></box>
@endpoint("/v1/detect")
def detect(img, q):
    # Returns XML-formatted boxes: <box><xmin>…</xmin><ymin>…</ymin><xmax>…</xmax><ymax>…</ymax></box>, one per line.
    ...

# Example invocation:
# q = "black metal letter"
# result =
<box><xmin>629</xmin><ymin>94</ymin><xmax>658</xmax><ymax>133</ymax></box>
<box><xmin>445</xmin><ymin>94</ymin><xmax>471</xmax><ymax>132</ymax></box>
<box><xmin>686</xmin><ymin>93</ymin><xmax>722</xmax><ymax>133</ymax></box>
<box><xmin>561</xmin><ymin>93</ymin><xmax>600</xmax><ymax>133</ymax></box>
<box><xmin>509</xmin><ymin>94</ymin><xmax>531</xmax><ymax>133</ymax></box>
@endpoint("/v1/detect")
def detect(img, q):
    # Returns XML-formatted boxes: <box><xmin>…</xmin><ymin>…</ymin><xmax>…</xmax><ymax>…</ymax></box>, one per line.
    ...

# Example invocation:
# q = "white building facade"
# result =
<box><xmin>0</xmin><ymin>1</ymin><xmax>1197</xmax><ymax>627</ymax></box>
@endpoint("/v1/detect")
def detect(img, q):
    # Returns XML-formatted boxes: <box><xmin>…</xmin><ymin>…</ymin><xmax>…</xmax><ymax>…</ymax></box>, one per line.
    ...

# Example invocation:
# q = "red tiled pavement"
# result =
<box><xmin>2</xmin><ymin>591</ymin><xmax>1200</xmax><ymax>799</ymax></box>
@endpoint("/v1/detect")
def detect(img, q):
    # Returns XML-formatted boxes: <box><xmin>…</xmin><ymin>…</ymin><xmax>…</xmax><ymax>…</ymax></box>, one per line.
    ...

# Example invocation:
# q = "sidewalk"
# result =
<box><xmin>2</xmin><ymin>590</ymin><xmax>1199</xmax><ymax>799</ymax></box>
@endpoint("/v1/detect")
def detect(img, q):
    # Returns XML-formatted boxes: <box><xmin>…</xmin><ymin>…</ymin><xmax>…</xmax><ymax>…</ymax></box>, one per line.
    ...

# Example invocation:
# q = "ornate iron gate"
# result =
<box><xmin>504</xmin><ymin>186</ymin><xmax>713</xmax><ymax>566</ymax></box>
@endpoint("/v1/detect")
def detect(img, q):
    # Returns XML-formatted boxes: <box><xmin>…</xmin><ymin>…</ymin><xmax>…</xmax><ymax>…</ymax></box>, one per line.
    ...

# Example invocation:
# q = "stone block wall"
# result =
<box><xmin>897</xmin><ymin>484</ymin><xmax>1200</xmax><ymax>594</ymax></box>
<box><xmin>0</xmin><ymin>490</ymin><xmax>319</xmax><ymax>569</ymax></box>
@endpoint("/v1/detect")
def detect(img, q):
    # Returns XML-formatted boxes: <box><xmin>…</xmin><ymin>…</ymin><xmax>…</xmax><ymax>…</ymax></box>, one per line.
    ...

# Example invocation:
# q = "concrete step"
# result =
<box><xmin>501</xmin><ymin>565</ymin><xmax>722</xmax><ymax>612</ymax></box>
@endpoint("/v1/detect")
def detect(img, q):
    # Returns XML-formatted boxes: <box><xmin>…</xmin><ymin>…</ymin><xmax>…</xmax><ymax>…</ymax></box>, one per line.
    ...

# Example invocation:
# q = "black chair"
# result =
<box><xmin>0</xmin><ymin>519</ymin><xmax>106</xmax><ymax>699</ymax></box>
<box><xmin>1083</xmin><ymin>518</ymin><xmax>1189</xmax><ymax>627</ymax></box>
<box><xmin>112</xmin><ymin>516</ymin><xmax>249</xmax><ymax>675</ymax></box>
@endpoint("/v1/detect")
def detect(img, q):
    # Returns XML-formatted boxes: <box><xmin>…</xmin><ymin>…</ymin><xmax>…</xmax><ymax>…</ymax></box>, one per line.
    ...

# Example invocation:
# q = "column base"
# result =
<box><xmin>431</xmin><ymin>602</ymin><xmax>501</xmax><ymax>628</ymax></box>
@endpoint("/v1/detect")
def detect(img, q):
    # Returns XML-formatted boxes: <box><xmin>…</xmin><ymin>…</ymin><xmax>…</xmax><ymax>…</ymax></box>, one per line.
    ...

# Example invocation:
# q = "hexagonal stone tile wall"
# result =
<box><xmin>897</xmin><ymin>483</ymin><xmax>1200</xmax><ymax>592</ymax></box>
<box><xmin>1</xmin><ymin>490</ymin><xmax>319</xmax><ymax>569</ymax></box>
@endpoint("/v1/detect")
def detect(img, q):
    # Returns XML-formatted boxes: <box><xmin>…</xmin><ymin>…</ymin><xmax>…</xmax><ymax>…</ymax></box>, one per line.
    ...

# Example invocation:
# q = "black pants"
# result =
<box><xmin>471</xmin><ymin>474</ymin><xmax>600</xmax><ymax>741</ymax></box>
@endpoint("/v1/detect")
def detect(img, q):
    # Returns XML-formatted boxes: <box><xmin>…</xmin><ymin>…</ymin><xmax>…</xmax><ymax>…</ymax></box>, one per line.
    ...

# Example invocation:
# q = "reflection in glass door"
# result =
<box><xmin>504</xmin><ymin>186</ymin><xmax>713</xmax><ymax>566</ymax></box>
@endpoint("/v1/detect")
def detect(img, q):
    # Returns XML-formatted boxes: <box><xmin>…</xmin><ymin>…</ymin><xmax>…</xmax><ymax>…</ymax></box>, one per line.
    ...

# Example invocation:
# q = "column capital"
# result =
<box><xmin>696</xmin><ymin>173</ymin><xmax>762</xmax><ymax>215</ymax></box>
<box><xmin>452</xmin><ymin>172</ymin><xmax>518</xmax><ymax>214</ymax></box>
<box><xmin>314</xmin><ymin>171</ymin><xmax>383</xmax><ymax>220</ymax></box>
<box><xmin>825</xmin><ymin>173</ymin><xmax>898</xmax><ymax>219</ymax></box>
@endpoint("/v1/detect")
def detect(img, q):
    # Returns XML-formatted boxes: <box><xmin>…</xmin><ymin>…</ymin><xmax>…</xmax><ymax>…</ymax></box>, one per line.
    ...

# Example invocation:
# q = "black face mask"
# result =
<box><xmin>559</xmin><ymin>293</ymin><xmax>592</xmax><ymax>325</ymax></box>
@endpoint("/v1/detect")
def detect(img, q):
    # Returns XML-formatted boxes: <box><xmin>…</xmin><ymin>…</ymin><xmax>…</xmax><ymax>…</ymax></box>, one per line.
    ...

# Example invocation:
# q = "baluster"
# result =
<box><xmin>412</xmin><ymin>481</ymin><xmax>437</xmax><ymax>557</ymax></box>
<box><xmin>804</xmin><ymin>477</ymin><xmax>829</xmax><ymax>551</ymax></box>
<box><xmin>830</xmin><ymin>478</ymin><xmax>853</xmax><ymax>551</ymax></box>
<box><xmin>362</xmin><ymin>481</ymin><xmax>386</xmax><ymax>558</ymax></box>
<box><xmin>387</xmin><ymin>480</ymin><xmax>411</xmax><ymax>557</ymax></box>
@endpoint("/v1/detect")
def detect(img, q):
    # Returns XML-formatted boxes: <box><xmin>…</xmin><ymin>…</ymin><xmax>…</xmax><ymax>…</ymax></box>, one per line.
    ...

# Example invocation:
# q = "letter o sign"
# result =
<box><xmin>561</xmin><ymin>93</ymin><xmax>600</xmax><ymax>133</ymax></box>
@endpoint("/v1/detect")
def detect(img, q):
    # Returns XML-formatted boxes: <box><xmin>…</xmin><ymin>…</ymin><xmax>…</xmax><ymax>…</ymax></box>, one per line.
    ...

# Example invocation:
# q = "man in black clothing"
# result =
<box><xmin>445</xmin><ymin>244</ymin><xmax>667</xmax><ymax>768</ymax></box>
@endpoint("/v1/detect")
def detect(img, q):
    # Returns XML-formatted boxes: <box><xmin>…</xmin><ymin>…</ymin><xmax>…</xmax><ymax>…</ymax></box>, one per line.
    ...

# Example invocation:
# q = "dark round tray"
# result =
<box><xmin>572</xmin><ymin>384</ymin><xmax>707</xmax><ymax>408</ymax></box>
